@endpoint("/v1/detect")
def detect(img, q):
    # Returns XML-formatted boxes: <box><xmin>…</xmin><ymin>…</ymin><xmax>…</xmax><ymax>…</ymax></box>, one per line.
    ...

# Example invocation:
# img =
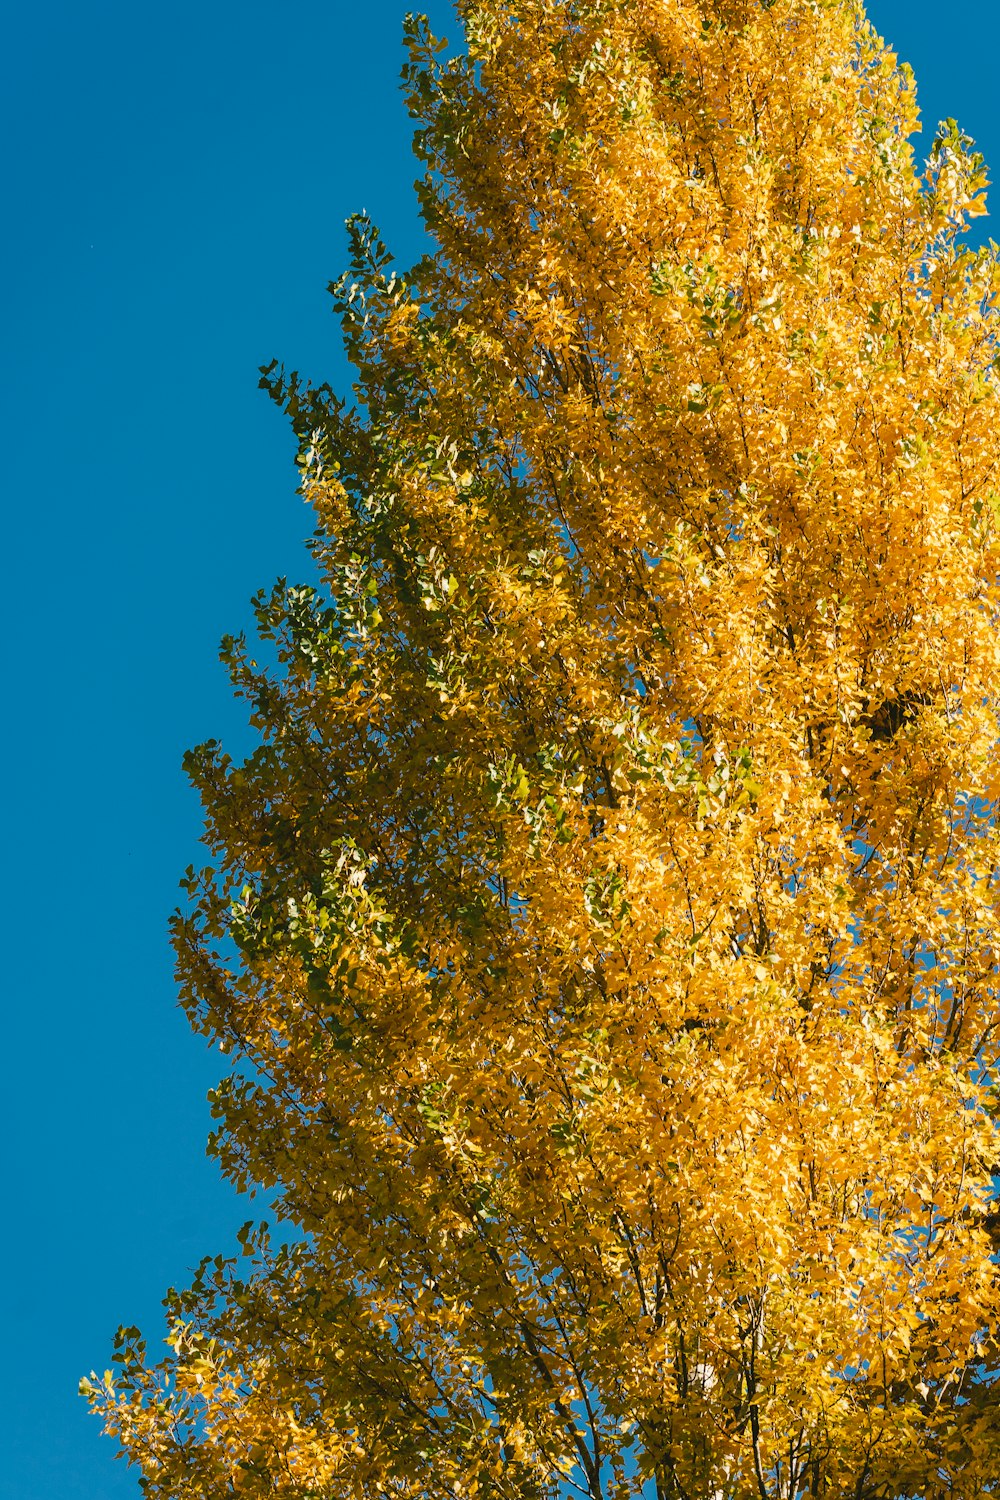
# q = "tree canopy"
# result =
<box><xmin>88</xmin><ymin>0</ymin><xmax>1000</xmax><ymax>1494</ymax></box>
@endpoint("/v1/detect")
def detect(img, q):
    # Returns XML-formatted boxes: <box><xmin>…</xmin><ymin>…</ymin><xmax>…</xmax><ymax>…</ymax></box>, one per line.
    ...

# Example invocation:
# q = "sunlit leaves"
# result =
<box><xmin>88</xmin><ymin>1</ymin><xmax>1000</xmax><ymax>1496</ymax></box>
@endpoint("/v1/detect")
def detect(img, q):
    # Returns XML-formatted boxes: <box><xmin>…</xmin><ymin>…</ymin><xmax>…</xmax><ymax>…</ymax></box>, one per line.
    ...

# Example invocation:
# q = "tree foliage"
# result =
<box><xmin>88</xmin><ymin>0</ymin><xmax>1000</xmax><ymax>1494</ymax></box>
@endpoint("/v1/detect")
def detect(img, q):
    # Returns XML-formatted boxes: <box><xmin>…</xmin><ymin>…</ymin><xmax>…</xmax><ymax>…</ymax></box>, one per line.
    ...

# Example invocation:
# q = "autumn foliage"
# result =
<box><xmin>88</xmin><ymin>0</ymin><xmax>1000</xmax><ymax>1494</ymax></box>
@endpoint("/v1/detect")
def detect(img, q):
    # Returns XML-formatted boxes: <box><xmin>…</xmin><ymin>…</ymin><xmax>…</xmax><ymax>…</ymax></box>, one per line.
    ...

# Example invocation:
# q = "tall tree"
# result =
<box><xmin>87</xmin><ymin>0</ymin><xmax>1000</xmax><ymax>1494</ymax></box>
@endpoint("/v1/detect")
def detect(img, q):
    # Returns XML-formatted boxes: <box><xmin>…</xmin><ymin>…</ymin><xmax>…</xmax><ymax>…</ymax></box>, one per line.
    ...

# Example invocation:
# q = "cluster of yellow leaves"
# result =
<box><xmin>89</xmin><ymin>1</ymin><xmax>1000</xmax><ymax>1496</ymax></box>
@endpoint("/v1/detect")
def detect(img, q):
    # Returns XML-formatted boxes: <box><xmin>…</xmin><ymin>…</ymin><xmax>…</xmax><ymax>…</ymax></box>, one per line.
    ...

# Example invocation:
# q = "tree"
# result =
<box><xmin>86</xmin><ymin>0</ymin><xmax>1000</xmax><ymax>1494</ymax></box>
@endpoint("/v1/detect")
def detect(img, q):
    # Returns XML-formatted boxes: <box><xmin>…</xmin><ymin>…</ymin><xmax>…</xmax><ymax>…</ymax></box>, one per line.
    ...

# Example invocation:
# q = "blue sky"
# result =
<box><xmin>2</xmin><ymin>2</ymin><xmax>996</xmax><ymax>1496</ymax></box>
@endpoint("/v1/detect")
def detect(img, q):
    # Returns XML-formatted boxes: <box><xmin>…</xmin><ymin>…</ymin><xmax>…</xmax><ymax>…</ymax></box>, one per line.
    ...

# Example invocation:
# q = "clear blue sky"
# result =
<box><xmin>1</xmin><ymin>2</ymin><xmax>994</xmax><ymax>1496</ymax></box>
